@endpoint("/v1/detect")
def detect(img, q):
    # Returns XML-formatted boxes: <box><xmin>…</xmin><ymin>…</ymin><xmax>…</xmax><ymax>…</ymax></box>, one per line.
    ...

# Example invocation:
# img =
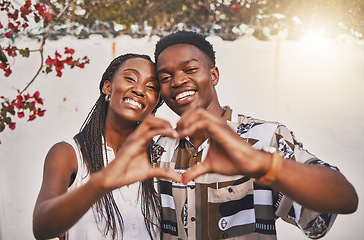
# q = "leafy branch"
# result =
<box><xmin>0</xmin><ymin>0</ymin><xmax>89</xmax><ymax>133</ymax></box>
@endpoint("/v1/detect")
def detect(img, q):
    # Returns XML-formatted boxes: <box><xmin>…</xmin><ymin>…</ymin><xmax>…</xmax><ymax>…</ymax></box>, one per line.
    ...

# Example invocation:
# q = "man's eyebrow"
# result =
<box><xmin>157</xmin><ymin>58</ymin><xmax>199</xmax><ymax>74</ymax></box>
<box><xmin>181</xmin><ymin>58</ymin><xmax>199</xmax><ymax>66</ymax></box>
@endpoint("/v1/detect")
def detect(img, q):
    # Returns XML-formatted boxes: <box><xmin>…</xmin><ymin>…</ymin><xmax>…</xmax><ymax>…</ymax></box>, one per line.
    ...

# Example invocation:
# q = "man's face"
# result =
<box><xmin>156</xmin><ymin>44</ymin><xmax>218</xmax><ymax>116</ymax></box>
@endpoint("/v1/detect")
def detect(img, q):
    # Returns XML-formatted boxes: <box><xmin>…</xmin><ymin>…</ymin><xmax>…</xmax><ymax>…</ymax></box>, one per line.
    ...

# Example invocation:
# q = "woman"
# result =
<box><xmin>33</xmin><ymin>53</ymin><xmax>181</xmax><ymax>240</ymax></box>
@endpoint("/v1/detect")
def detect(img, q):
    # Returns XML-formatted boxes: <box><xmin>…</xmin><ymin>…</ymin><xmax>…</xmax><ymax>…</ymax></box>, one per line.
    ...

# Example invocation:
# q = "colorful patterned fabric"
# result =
<box><xmin>152</xmin><ymin>106</ymin><xmax>337</xmax><ymax>240</ymax></box>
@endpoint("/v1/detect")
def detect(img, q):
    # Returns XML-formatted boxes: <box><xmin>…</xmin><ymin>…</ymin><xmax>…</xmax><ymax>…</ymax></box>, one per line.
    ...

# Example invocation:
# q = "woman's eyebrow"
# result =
<box><xmin>122</xmin><ymin>68</ymin><xmax>140</xmax><ymax>74</ymax></box>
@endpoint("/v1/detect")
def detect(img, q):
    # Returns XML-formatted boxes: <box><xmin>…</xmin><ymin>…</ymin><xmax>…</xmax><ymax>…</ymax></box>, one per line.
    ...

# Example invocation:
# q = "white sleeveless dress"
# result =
<box><xmin>63</xmin><ymin>139</ymin><xmax>159</xmax><ymax>240</ymax></box>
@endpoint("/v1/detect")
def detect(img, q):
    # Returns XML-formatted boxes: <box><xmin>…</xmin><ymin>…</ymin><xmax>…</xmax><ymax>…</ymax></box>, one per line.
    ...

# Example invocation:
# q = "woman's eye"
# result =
<box><xmin>147</xmin><ymin>85</ymin><xmax>158</xmax><ymax>91</ymax></box>
<box><xmin>125</xmin><ymin>76</ymin><xmax>136</xmax><ymax>82</ymax></box>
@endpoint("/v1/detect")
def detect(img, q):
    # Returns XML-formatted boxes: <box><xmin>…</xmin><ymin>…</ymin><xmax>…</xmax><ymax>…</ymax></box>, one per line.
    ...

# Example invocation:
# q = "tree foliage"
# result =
<box><xmin>40</xmin><ymin>0</ymin><xmax>364</xmax><ymax>40</ymax></box>
<box><xmin>0</xmin><ymin>0</ymin><xmax>89</xmax><ymax>134</ymax></box>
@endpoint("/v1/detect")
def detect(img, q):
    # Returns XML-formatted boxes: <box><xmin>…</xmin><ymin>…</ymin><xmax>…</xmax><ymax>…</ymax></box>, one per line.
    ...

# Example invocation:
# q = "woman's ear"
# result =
<box><xmin>211</xmin><ymin>66</ymin><xmax>219</xmax><ymax>86</ymax></box>
<box><xmin>102</xmin><ymin>80</ymin><xmax>112</xmax><ymax>96</ymax></box>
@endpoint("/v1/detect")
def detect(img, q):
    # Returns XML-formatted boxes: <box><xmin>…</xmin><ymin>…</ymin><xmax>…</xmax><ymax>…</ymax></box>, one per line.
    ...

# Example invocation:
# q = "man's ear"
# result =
<box><xmin>102</xmin><ymin>80</ymin><xmax>112</xmax><ymax>95</ymax></box>
<box><xmin>211</xmin><ymin>66</ymin><xmax>219</xmax><ymax>86</ymax></box>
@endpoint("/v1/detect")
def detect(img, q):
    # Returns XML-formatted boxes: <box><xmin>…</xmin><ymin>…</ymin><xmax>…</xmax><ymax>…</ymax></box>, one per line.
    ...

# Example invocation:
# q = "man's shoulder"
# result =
<box><xmin>236</xmin><ymin>113</ymin><xmax>280</xmax><ymax>126</ymax></box>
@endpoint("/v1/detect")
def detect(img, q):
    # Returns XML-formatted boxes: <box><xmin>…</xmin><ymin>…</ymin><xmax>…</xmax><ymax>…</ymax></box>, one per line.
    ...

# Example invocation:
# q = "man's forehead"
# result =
<box><xmin>157</xmin><ymin>44</ymin><xmax>210</xmax><ymax>67</ymax></box>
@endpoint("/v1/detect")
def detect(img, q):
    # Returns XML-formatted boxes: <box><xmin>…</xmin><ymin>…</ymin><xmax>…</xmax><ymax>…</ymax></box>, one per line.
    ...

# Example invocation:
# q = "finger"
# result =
<box><xmin>135</xmin><ymin>119</ymin><xmax>177</xmax><ymax>139</ymax></box>
<box><xmin>177</xmin><ymin>118</ymin><xmax>210</xmax><ymax>138</ymax></box>
<box><xmin>149</xmin><ymin>168</ymin><xmax>182</xmax><ymax>183</ymax></box>
<box><xmin>181</xmin><ymin>162</ymin><xmax>211</xmax><ymax>185</ymax></box>
<box><xmin>176</xmin><ymin>109</ymin><xmax>225</xmax><ymax>138</ymax></box>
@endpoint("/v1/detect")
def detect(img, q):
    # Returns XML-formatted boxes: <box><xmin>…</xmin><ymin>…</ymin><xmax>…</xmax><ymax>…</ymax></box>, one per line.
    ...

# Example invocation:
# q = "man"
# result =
<box><xmin>153</xmin><ymin>31</ymin><xmax>358</xmax><ymax>239</ymax></box>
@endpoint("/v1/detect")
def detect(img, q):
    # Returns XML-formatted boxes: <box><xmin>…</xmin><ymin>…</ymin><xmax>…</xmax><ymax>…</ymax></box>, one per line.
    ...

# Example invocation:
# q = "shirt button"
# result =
<box><xmin>193</xmin><ymin>153</ymin><xmax>198</xmax><ymax>157</ymax></box>
<box><xmin>191</xmin><ymin>217</ymin><xmax>196</xmax><ymax>221</ymax></box>
<box><xmin>228</xmin><ymin>187</ymin><xmax>233</xmax><ymax>193</ymax></box>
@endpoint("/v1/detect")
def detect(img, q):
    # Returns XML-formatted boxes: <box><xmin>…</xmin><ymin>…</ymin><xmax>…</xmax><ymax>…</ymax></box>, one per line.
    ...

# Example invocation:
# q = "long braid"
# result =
<box><xmin>74</xmin><ymin>53</ymin><xmax>163</xmax><ymax>239</ymax></box>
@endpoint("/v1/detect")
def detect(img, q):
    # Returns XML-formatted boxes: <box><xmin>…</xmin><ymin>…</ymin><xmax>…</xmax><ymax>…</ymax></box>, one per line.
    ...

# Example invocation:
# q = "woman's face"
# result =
<box><xmin>104</xmin><ymin>57</ymin><xmax>159</xmax><ymax>123</ymax></box>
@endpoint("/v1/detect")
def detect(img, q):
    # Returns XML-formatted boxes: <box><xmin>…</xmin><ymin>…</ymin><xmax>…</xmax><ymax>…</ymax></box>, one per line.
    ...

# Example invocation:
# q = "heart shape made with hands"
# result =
<box><xmin>162</xmin><ymin>108</ymin><xmax>266</xmax><ymax>185</ymax></box>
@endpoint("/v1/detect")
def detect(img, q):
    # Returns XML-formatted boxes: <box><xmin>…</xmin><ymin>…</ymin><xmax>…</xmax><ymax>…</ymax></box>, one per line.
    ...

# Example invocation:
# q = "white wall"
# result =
<box><xmin>0</xmin><ymin>34</ymin><xmax>363</xmax><ymax>240</ymax></box>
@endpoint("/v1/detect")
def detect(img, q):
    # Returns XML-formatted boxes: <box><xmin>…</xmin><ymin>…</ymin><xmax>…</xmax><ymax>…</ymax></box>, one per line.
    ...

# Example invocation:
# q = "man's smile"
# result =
<box><xmin>175</xmin><ymin>90</ymin><xmax>196</xmax><ymax>101</ymax></box>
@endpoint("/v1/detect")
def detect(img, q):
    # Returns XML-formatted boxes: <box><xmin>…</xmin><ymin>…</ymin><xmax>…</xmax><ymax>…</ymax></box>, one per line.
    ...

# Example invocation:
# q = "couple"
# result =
<box><xmin>33</xmin><ymin>31</ymin><xmax>358</xmax><ymax>240</ymax></box>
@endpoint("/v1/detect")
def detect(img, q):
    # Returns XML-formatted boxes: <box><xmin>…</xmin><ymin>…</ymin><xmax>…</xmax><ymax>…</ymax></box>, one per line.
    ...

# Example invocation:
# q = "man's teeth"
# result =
<box><xmin>125</xmin><ymin>98</ymin><xmax>142</xmax><ymax>108</ymax></box>
<box><xmin>176</xmin><ymin>91</ymin><xmax>195</xmax><ymax>101</ymax></box>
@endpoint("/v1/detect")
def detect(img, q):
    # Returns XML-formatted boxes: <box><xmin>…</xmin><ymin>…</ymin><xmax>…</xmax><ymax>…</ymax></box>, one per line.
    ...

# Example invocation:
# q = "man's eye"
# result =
<box><xmin>160</xmin><ymin>76</ymin><xmax>171</xmax><ymax>83</ymax></box>
<box><xmin>186</xmin><ymin>68</ymin><xmax>197</xmax><ymax>73</ymax></box>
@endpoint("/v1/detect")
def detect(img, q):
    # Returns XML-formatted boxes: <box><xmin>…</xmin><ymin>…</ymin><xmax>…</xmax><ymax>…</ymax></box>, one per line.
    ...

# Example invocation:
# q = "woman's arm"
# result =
<box><xmin>33</xmin><ymin>116</ymin><xmax>181</xmax><ymax>239</ymax></box>
<box><xmin>33</xmin><ymin>142</ymin><xmax>108</xmax><ymax>239</ymax></box>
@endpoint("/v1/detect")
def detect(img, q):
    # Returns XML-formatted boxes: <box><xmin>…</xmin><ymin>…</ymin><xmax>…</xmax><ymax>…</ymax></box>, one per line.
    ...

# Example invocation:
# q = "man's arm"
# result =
<box><xmin>177</xmin><ymin>108</ymin><xmax>358</xmax><ymax>214</ymax></box>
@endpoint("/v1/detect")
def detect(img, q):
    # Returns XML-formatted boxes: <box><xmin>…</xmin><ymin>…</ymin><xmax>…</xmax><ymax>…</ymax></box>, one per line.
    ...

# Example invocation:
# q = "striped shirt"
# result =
<box><xmin>153</xmin><ymin>106</ymin><xmax>337</xmax><ymax>240</ymax></box>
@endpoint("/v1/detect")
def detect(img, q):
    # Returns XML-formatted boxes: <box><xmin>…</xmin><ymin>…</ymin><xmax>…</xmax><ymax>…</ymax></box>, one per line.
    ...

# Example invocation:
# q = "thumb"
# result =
<box><xmin>181</xmin><ymin>162</ymin><xmax>211</xmax><ymax>185</ymax></box>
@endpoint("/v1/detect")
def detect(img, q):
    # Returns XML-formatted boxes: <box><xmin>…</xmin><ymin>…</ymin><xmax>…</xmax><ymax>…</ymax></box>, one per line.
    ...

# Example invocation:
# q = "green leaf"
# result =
<box><xmin>0</xmin><ymin>123</ymin><xmax>5</xmax><ymax>132</ymax></box>
<box><xmin>45</xmin><ymin>66</ymin><xmax>53</xmax><ymax>74</ymax></box>
<box><xmin>19</xmin><ymin>48</ymin><xmax>30</xmax><ymax>58</ymax></box>
<box><xmin>4</xmin><ymin>117</ymin><xmax>11</xmax><ymax>125</ymax></box>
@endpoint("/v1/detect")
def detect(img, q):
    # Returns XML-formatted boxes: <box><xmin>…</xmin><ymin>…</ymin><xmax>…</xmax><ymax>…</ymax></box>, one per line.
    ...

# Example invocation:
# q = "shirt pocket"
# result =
<box><xmin>206</xmin><ymin>179</ymin><xmax>256</xmax><ymax>239</ymax></box>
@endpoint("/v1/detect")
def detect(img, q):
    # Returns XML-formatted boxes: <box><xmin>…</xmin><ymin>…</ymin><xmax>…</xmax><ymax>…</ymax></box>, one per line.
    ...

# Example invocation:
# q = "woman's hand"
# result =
<box><xmin>96</xmin><ymin>115</ymin><xmax>182</xmax><ymax>191</ymax></box>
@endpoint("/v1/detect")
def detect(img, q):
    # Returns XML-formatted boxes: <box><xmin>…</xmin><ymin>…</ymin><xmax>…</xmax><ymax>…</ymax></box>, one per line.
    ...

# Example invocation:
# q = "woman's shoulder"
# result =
<box><xmin>45</xmin><ymin>140</ymin><xmax>79</xmax><ymax>175</ymax></box>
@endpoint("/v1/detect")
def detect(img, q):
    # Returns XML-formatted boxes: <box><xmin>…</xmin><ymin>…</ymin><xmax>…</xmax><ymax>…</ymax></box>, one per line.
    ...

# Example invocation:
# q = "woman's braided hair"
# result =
<box><xmin>74</xmin><ymin>53</ymin><xmax>162</xmax><ymax>239</ymax></box>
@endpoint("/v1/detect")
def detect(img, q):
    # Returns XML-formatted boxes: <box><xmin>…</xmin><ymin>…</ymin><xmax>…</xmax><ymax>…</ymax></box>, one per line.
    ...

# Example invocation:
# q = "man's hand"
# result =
<box><xmin>176</xmin><ymin>108</ymin><xmax>270</xmax><ymax>185</ymax></box>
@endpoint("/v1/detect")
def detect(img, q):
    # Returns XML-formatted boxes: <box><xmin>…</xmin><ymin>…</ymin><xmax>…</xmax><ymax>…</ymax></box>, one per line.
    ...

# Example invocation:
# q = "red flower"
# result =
<box><xmin>15</xmin><ymin>101</ymin><xmax>24</xmax><ymax>109</ymax></box>
<box><xmin>33</xmin><ymin>91</ymin><xmax>40</xmax><ymax>99</ymax></box>
<box><xmin>55</xmin><ymin>51</ymin><xmax>61</xmax><ymax>59</ymax></box>
<box><xmin>37</xmin><ymin>109</ymin><xmax>46</xmax><ymax>117</ymax></box>
<box><xmin>5</xmin><ymin>31</ymin><xmax>13</xmax><ymax>38</ymax></box>
<box><xmin>28</xmin><ymin>114</ymin><xmax>36</xmax><ymax>121</ymax></box>
<box><xmin>45</xmin><ymin>56</ymin><xmax>56</xmax><ymax>66</ymax></box>
<box><xmin>65</xmin><ymin>47</ymin><xmax>75</xmax><ymax>55</ymax></box>
<box><xmin>17</xmin><ymin>94</ymin><xmax>23</xmax><ymax>102</ymax></box>
<box><xmin>9</xmin><ymin>122</ymin><xmax>16</xmax><ymax>130</ymax></box>
<box><xmin>17</xmin><ymin>112</ymin><xmax>24</xmax><ymax>118</ymax></box>
<box><xmin>64</xmin><ymin>57</ymin><xmax>73</xmax><ymax>65</ymax></box>
<box><xmin>22</xmin><ymin>22</ymin><xmax>29</xmax><ymax>29</ymax></box>
<box><xmin>231</xmin><ymin>4</ymin><xmax>241</xmax><ymax>14</ymax></box>
<box><xmin>77</xmin><ymin>63</ymin><xmax>85</xmax><ymax>68</ymax></box>
<box><xmin>5</xmin><ymin>45</ymin><xmax>15</xmax><ymax>57</ymax></box>
<box><xmin>6</xmin><ymin>104</ymin><xmax>14</xmax><ymax>111</ymax></box>
<box><xmin>0</xmin><ymin>62</ymin><xmax>12</xmax><ymax>77</ymax></box>
<box><xmin>4</xmin><ymin>68</ymin><xmax>12</xmax><ymax>77</ymax></box>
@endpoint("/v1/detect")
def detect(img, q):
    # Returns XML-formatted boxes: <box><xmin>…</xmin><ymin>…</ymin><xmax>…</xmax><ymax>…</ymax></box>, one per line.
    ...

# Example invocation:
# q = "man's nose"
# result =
<box><xmin>171</xmin><ymin>72</ymin><xmax>188</xmax><ymax>87</ymax></box>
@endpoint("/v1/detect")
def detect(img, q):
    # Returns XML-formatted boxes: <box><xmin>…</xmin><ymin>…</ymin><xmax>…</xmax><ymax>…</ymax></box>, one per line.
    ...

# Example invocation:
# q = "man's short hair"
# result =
<box><xmin>154</xmin><ymin>30</ymin><xmax>216</xmax><ymax>66</ymax></box>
